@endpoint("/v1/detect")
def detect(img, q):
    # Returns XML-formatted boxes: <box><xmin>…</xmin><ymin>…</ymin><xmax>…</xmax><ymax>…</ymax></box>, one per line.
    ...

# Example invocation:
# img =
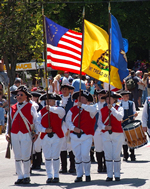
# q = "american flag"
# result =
<box><xmin>45</xmin><ymin>17</ymin><xmax>82</xmax><ymax>74</ymax></box>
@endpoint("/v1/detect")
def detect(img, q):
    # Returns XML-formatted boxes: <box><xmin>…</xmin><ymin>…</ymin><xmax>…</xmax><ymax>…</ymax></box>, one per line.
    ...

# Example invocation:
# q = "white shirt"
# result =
<box><xmin>121</xmin><ymin>100</ymin><xmax>136</xmax><ymax>113</ymax></box>
<box><xmin>98</xmin><ymin>103</ymin><xmax>124</xmax><ymax>130</ymax></box>
<box><xmin>37</xmin><ymin>106</ymin><xmax>65</xmax><ymax>133</ymax></box>
<box><xmin>66</xmin><ymin>104</ymin><xmax>97</xmax><ymax>131</ymax></box>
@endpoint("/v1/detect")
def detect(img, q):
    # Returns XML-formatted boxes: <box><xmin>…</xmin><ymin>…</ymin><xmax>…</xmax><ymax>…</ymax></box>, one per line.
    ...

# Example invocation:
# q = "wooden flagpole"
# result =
<box><xmin>108</xmin><ymin>2</ymin><xmax>112</xmax><ymax>134</ymax></box>
<box><xmin>42</xmin><ymin>5</ymin><xmax>53</xmax><ymax>138</ymax></box>
<box><xmin>77</xmin><ymin>7</ymin><xmax>85</xmax><ymax>138</ymax></box>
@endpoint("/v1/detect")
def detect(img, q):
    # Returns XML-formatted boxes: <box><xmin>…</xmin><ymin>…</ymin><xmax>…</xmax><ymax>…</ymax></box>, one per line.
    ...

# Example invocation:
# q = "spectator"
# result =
<box><xmin>10</xmin><ymin>79</ymin><xmax>21</xmax><ymax>106</ymax></box>
<box><xmin>48</xmin><ymin>76</ymin><xmax>54</xmax><ymax>92</ymax></box>
<box><xmin>142</xmin><ymin>73</ymin><xmax>148</xmax><ymax>104</ymax></box>
<box><xmin>62</xmin><ymin>71</ymin><xmax>70</xmax><ymax>85</ymax></box>
<box><xmin>147</xmin><ymin>72</ymin><xmax>150</xmax><ymax>96</ymax></box>
<box><xmin>90</xmin><ymin>80</ymin><xmax>95</xmax><ymax>95</ymax></box>
<box><xmin>53</xmin><ymin>74</ymin><xmax>61</xmax><ymax>94</ymax></box>
<box><xmin>136</xmin><ymin>71</ymin><xmax>145</xmax><ymax>107</ymax></box>
<box><xmin>72</xmin><ymin>75</ymin><xmax>86</xmax><ymax>92</ymax></box>
<box><xmin>125</xmin><ymin>70</ymin><xmax>140</xmax><ymax>111</ymax></box>
<box><xmin>0</xmin><ymin>101</ymin><xmax>6</xmax><ymax>134</ymax></box>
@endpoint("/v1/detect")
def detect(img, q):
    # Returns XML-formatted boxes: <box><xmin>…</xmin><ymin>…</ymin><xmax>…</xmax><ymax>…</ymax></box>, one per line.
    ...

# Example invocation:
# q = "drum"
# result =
<box><xmin>123</xmin><ymin>120</ymin><xmax>147</xmax><ymax>148</ymax></box>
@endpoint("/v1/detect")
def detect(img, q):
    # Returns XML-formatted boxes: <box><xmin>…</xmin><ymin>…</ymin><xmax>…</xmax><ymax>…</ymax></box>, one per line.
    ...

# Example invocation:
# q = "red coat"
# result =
<box><xmin>40</xmin><ymin>107</ymin><xmax>64</xmax><ymax>139</ymax></box>
<box><xmin>11</xmin><ymin>103</ymin><xmax>33</xmax><ymax>134</ymax></box>
<box><xmin>101</xmin><ymin>105</ymin><xmax>123</xmax><ymax>133</ymax></box>
<box><xmin>70</xmin><ymin>105</ymin><xmax>96</xmax><ymax>136</ymax></box>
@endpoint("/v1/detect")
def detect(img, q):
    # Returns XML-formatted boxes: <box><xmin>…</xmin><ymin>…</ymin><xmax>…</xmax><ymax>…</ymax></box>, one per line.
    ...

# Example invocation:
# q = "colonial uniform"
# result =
<box><xmin>120</xmin><ymin>91</ymin><xmax>137</xmax><ymax>161</ymax></box>
<box><xmin>7</xmin><ymin>85</ymin><xmax>38</xmax><ymax>184</ymax></box>
<box><xmin>94</xmin><ymin>89</ymin><xmax>107</xmax><ymax>173</ymax></box>
<box><xmin>58</xmin><ymin>84</ymin><xmax>76</xmax><ymax>174</ymax></box>
<box><xmin>66</xmin><ymin>90</ymin><xmax>97</xmax><ymax>182</ymax></box>
<box><xmin>37</xmin><ymin>93</ymin><xmax>65</xmax><ymax>184</ymax></box>
<box><xmin>98</xmin><ymin>91</ymin><xmax>124</xmax><ymax>181</ymax></box>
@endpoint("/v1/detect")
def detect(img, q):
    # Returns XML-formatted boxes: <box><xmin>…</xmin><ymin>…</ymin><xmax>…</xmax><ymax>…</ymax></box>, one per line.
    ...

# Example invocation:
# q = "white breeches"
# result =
<box><xmin>70</xmin><ymin>133</ymin><xmax>92</xmax><ymax>177</ymax></box>
<box><xmin>11</xmin><ymin>132</ymin><xmax>32</xmax><ymax>179</ymax></box>
<box><xmin>94</xmin><ymin>129</ymin><xmax>104</xmax><ymax>152</ymax></box>
<box><xmin>102</xmin><ymin>132</ymin><xmax>124</xmax><ymax>178</ymax></box>
<box><xmin>41</xmin><ymin>134</ymin><xmax>63</xmax><ymax>178</ymax></box>
<box><xmin>33</xmin><ymin>134</ymin><xmax>42</xmax><ymax>154</ymax></box>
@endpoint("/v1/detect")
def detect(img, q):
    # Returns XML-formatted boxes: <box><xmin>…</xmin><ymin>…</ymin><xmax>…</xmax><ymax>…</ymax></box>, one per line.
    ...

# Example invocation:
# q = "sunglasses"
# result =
<box><xmin>17</xmin><ymin>94</ymin><xmax>24</xmax><ymax>97</ymax></box>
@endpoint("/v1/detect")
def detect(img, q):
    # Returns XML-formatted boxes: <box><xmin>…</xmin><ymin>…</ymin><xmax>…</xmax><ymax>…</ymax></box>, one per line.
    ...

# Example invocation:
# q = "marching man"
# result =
<box><xmin>6</xmin><ymin>85</ymin><xmax>39</xmax><ymax>185</ymax></box>
<box><xmin>98</xmin><ymin>91</ymin><xmax>124</xmax><ymax>181</ymax></box>
<box><xmin>66</xmin><ymin>90</ymin><xmax>97</xmax><ymax>182</ymax></box>
<box><xmin>37</xmin><ymin>92</ymin><xmax>65</xmax><ymax>184</ymax></box>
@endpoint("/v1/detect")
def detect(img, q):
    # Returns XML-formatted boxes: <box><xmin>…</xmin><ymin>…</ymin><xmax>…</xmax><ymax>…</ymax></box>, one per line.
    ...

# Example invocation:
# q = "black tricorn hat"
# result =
<box><xmin>40</xmin><ymin>92</ymin><xmax>62</xmax><ymax>101</ymax></box>
<box><xmin>30</xmin><ymin>91</ymin><xmax>41</xmax><ymax>98</ymax></box>
<box><xmin>60</xmin><ymin>84</ymin><xmax>75</xmax><ymax>90</ymax></box>
<box><xmin>120</xmin><ymin>90</ymin><xmax>131</xmax><ymax>96</ymax></box>
<box><xmin>72</xmin><ymin>90</ymin><xmax>93</xmax><ymax>102</ymax></box>
<box><xmin>11</xmin><ymin>85</ymin><xmax>32</xmax><ymax>98</ymax></box>
<box><xmin>101</xmin><ymin>91</ymin><xmax>122</xmax><ymax>99</ymax></box>
<box><xmin>36</xmin><ymin>90</ymin><xmax>46</xmax><ymax>94</ymax></box>
<box><xmin>96</xmin><ymin>89</ymin><xmax>107</xmax><ymax>95</ymax></box>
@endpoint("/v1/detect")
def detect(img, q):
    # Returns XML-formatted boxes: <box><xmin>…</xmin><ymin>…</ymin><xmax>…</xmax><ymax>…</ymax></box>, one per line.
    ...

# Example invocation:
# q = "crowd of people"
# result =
<box><xmin>1</xmin><ymin>69</ymin><xmax>150</xmax><ymax>185</ymax></box>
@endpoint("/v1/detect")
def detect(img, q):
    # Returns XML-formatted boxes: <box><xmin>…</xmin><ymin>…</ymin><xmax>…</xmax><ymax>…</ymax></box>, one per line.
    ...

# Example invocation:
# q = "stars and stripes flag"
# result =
<box><xmin>45</xmin><ymin>17</ymin><xmax>82</xmax><ymax>74</ymax></box>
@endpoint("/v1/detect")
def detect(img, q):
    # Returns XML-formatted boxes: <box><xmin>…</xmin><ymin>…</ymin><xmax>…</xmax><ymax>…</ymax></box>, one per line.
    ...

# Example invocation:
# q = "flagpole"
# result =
<box><xmin>108</xmin><ymin>2</ymin><xmax>112</xmax><ymax>134</ymax></box>
<box><xmin>77</xmin><ymin>7</ymin><xmax>85</xmax><ymax>138</ymax></box>
<box><xmin>42</xmin><ymin>5</ymin><xmax>53</xmax><ymax>138</ymax></box>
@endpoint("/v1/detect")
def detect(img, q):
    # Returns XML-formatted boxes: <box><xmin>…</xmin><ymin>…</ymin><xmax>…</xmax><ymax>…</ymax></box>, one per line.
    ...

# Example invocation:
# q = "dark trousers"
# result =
<box><xmin>129</xmin><ymin>89</ymin><xmax>139</xmax><ymax>109</ymax></box>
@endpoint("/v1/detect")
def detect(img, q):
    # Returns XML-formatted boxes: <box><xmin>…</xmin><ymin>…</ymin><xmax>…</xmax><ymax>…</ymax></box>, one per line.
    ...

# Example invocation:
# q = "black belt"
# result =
<box><xmin>47</xmin><ymin>132</ymin><xmax>55</xmax><ymax>138</ymax></box>
<box><xmin>73</xmin><ymin>131</ymin><xmax>84</xmax><ymax>136</ymax></box>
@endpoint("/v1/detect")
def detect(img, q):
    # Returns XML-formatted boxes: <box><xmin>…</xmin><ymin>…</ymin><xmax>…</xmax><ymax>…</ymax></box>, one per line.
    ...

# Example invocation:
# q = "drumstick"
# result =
<box><xmin>146</xmin><ymin>131</ymin><xmax>150</xmax><ymax>139</ymax></box>
<box><xmin>122</xmin><ymin>113</ymin><xmax>139</xmax><ymax>123</ymax></box>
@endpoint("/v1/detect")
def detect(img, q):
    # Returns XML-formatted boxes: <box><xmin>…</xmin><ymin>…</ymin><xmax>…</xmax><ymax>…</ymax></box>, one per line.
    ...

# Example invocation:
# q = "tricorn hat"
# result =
<box><xmin>11</xmin><ymin>85</ymin><xmax>32</xmax><ymax>98</ymax></box>
<box><xmin>96</xmin><ymin>89</ymin><xmax>107</xmax><ymax>95</ymax></box>
<box><xmin>40</xmin><ymin>92</ymin><xmax>62</xmax><ymax>101</ymax></box>
<box><xmin>60</xmin><ymin>84</ymin><xmax>75</xmax><ymax>90</ymax></box>
<box><xmin>101</xmin><ymin>91</ymin><xmax>122</xmax><ymax>99</ymax></box>
<box><xmin>72</xmin><ymin>90</ymin><xmax>93</xmax><ymax>102</ymax></box>
<box><xmin>120</xmin><ymin>90</ymin><xmax>131</xmax><ymax>96</ymax></box>
<box><xmin>30</xmin><ymin>91</ymin><xmax>41</xmax><ymax>98</ymax></box>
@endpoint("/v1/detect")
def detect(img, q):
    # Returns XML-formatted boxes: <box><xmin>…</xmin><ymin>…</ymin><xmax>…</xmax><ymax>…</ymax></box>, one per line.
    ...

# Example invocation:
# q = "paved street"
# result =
<box><xmin>1</xmin><ymin>107</ymin><xmax>150</xmax><ymax>189</ymax></box>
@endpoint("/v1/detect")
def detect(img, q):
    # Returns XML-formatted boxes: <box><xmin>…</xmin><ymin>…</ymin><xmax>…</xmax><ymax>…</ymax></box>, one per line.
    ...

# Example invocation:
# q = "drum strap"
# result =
<box><xmin>104</xmin><ymin>113</ymin><xmax>112</xmax><ymax>125</ymax></box>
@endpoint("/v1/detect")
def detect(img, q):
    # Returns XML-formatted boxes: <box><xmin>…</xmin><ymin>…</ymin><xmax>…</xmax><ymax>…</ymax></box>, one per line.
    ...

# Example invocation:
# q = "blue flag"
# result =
<box><xmin>111</xmin><ymin>15</ymin><xmax>129</xmax><ymax>82</ymax></box>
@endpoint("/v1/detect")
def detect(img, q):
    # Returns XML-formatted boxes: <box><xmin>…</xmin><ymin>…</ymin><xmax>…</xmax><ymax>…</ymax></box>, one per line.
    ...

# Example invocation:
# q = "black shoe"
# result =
<box><xmin>51</xmin><ymin>177</ymin><xmax>59</xmax><ymax>183</ymax></box>
<box><xmin>98</xmin><ymin>168</ymin><xmax>103</xmax><ymax>173</ymax></box>
<box><xmin>68</xmin><ymin>169</ymin><xmax>76</xmax><ymax>173</ymax></box>
<box><xmin>131</xmin><ymin>158</ymin><xmax>136</xmax><ymax>161</ymax></box>
<box><xmin>106</xmin><ymin>177</ymin><xmax>113</xmax><ymax>181</ymax></box>
<box><xmin>75</xmin><ymin>177</ymin><xmax>82</xmax><ymax>182</ymax></box>
<box><xmin>23</xmin><ymin>177</ymin><xmax>30</xmax><ymax>184</ymax></box>
<box><xmin>14</xmin><ymin>179</ymin><xmax>24</xmax><ymax>185</ymax></box>
<box><xmin>46</xmin><ymin>178</ymin><xmax>53</xmax><ymax>184</ymax></box>
<box><xmin>59</xmin><ymin>169</ymin><xmax>67</xmax><ymax>174</ymax></box>
<box><xmin>136</xmin><ymin>108</ymin><xmax>140</xmax><ymax>111</ymax></box>
<box><xmin>115</xmin><ymin>177</ymin><xmax>120</xmax><ymax>181</ymax></box>
<box><xmin>86</xmin><ymin>175</ymin><xmax>91</xmax><ymax>182</ymax></box>
<box><xmin>123</xmin><ymin>157</ymin><xmax>128</xmax><ymax>161</ymax></box>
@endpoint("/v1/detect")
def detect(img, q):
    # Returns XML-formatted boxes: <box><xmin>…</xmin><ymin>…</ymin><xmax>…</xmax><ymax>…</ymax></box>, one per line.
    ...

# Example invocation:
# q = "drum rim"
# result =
<box><xmin>123</xmin><ymin>120</ymin><xmax>142</xmax><ymax>131</ymax></box>
<box><xmin>129</xmin><ymin>141</ymin><xmax>148</xmax><ymax>149</ymax></box>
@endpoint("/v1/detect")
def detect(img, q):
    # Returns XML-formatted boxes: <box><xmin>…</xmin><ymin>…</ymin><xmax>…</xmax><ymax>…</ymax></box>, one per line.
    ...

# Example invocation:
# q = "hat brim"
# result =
<box><xmin>96</xmin><ymin>89</ymin><xmax>107</xmax><ymax>95</ymax></box>
<box><xmin>101</xmin><ymin>92</ymin><xmax>122</xmax><ymax>99</ymax></box>
<box><xmin>30</xmin><ymin>92</ymin><xmax>41</xmax><ymax>98</ymax></box>
<box><xmin>40</xmin><ymin>93</ymin><xmax>62</xmax><ymax>101</ymax></box>
<box><xmin>60</xmin><ymin>84</ymin><xmax>75</xmax><ymax>90</ymax></box>
<box><xmin>120</xmin><ymin>91</ymin><xmax>131</xmax><ymax>96</ymax></box>
<box><xmin>11</xmin><ymin>90</ymin><xmax>32</xmax><ymax>98</ymax></box>
<box><xmin>72</xmin><ymin>90</ymin><xmax>93</xmax><ymax>102</ymax></box>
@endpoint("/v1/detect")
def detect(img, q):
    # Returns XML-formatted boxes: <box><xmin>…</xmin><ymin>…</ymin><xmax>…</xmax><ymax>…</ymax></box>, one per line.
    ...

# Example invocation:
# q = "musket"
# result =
<box><xmin>5</xmin><ymin>83</ymin><xmax>11</xmax><ymax>159</ymax></box>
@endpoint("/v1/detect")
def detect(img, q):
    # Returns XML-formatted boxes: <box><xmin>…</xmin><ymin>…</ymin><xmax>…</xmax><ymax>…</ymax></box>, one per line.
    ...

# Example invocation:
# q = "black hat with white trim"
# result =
<box><xmin>72</xmin><ymin>90</ymin><xmax>93</xmax><ymax>102</ymax></box>
<box><xmin>120</xmin><ymin>90</ymin><xmax>131</xmax><ymax>96</ymax></box>
<box><xmin>60</xmin><ymin>84</ymin><xmax>75</xmax><ymax>90</ymax></box>
<box><xmin>101</xmin><ymin>91</ymin><xmax>122</xmax><ymax>99</ymax></box>
<box><xmin>11</xmin><ymin>85</ymin><xmax>32</xmax><ymax>98</ymax></box>
<box><xmin>40</xmin><ymin>92</ymin><xmax>62</xmax><ymax>101</ymax></box>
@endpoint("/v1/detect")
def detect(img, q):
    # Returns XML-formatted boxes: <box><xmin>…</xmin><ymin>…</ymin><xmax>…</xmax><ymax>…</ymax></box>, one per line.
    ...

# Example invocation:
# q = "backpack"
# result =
<box><xmin>126</xmin><ymin>77</ymin><xmax>135</xmax><ymax>91</ymax></box>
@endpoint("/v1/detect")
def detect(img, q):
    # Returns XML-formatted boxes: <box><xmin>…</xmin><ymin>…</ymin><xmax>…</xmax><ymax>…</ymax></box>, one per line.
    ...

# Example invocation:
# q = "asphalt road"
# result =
<box><xmin>1</xmin><ymin>106</ymin><xmax>150</xmax><ymax>189</ymax></box>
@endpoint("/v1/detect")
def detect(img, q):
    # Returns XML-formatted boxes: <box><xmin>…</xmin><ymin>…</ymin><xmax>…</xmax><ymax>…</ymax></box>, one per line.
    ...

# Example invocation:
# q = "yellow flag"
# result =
<box><xmin>82</xmin><ymin>19</ymin><xmax>122</xmax><ymax>89</ymax></box>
